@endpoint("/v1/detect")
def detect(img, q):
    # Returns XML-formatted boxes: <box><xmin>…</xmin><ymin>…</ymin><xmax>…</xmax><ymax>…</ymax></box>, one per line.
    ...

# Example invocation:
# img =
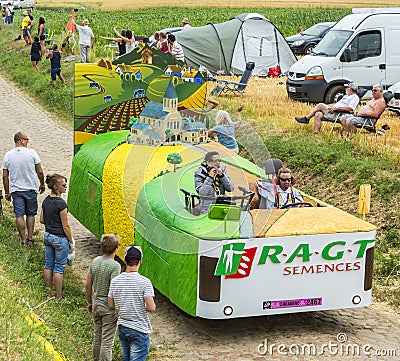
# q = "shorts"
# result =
<box><xmin>23</xmin><ymin>28</ymin><xmax>29</xmax><ymax>37</ymax></box>
<box><xmin>43</xmin><ymin>232</ymin><xmax>69</xmax><ymax>274</ymax></box>
<box><xmin>342</xmin><ymin>114</ymin><xmax>375</xmax><ymax>127</ymax></box>
<box><xmin>31</xmin><ymin>56</ymin><xmax>41</xmax><ymax>62</ymax></box>
<box><xmin>323</xmin><ymin>109</ymin><xmax>337</xmax><ymax>122</ymax></box>
<box><xmin>11</xmin><ymin>190</ymin><xmax>38</xmax><ymax>218</ymax></box>
<box><xmin>51</xmin><ymin>68</ymin><xmax>61</xmax><ymax>81</ymax></box>
<box><xmin>5</xmin><ymin>16</ymin><xmax>12</xmax><ymax>24</ymax></box>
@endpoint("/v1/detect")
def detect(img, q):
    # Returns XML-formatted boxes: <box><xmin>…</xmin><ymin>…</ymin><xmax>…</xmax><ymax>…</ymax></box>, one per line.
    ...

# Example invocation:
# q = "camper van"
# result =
<box><xmin>0</xmin><ymin>0</ymin><xmax>34</xmax><ymax>10</ymax></box>
<box><xmin>286</xmin><ymin>9</ymin><xmax>400</xmax><ymax>103</ymax></box>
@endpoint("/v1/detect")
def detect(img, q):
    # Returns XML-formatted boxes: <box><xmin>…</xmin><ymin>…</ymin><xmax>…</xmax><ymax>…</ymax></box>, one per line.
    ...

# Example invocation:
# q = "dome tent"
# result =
<box><xmin>174</xmin><ymin>13</ymin><xmax>296</xmax><ymax>76</ymax></box>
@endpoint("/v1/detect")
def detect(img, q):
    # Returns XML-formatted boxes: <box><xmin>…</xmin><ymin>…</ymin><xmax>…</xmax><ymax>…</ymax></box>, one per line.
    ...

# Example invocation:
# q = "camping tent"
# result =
<box><xmin>174</xmin><ymin>13</ymin><xmax>297</xmax><ymax>76</ymax></box>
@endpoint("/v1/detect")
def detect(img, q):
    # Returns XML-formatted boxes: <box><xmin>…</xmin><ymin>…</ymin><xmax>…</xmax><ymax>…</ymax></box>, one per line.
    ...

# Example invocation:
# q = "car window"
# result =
<box><xmin>304</xmin><ymin>24</ymin><xmax>330</xmax><ymax>37</ymax></box>
<box><xmin>312</xmin><ymin>30</ymin><xmax>352</xmax><ymax>56</ymax></box>
<box><xmin>348</xmin><ymin>30</ymin><xmax>382</xmax><ymax>61</ymax></box>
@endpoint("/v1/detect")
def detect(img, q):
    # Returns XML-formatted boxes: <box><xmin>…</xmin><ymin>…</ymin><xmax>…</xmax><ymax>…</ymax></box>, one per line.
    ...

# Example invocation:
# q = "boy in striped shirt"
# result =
<box><xmin>108</xmin><ymin>245</ymin><xmax>156</xmax><ymax>361</ymax></box>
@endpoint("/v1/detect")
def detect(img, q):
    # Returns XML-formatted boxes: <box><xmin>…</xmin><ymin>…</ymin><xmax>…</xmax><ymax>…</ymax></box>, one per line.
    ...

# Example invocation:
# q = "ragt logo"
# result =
<box><xmin>215</xmin><ymin>243</ymin><xmax>257</xmax><ymax>278</ymax></box>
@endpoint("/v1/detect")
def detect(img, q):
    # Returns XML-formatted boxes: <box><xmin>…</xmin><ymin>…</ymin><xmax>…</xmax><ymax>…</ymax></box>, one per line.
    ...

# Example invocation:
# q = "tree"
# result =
<box><xmin>167</xmin><ymin>153</ymin><xmax>182</xmax><ymax>172</ymax></box>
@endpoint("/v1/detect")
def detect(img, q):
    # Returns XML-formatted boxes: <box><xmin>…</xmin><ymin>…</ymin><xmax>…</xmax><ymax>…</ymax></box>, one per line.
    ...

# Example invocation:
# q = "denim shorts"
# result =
<box><xmin>11</xmin><ymin>190</ymin><xmax>38</xmax><ymax>218</ymax></box>
<box><xmin>51</xmin><ymin>68</ymin><xmax>61</xmax><ymax>81</ymax></box>
<box><xmin>118</xmin><ymin>325</ymin><xmax>150</xmax><ymax>361</ymax></box>
<box><xmin>43</xmin><ymin>232</ymin><xmax>69</xmax><ymax>274</ymax></box>
<box><xmin>23</xmin><ymin>28</ymin><xmax>29</xmax><ymax>36</ymax></box>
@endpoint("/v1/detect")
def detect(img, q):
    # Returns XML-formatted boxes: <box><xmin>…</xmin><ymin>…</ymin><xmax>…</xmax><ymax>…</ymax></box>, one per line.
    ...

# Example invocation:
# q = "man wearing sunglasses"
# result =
<box><xmin>341</xmin><ymin>84</ymin><xmax>386</xmax><ymax>136</ymax></box>
<box><xmin>251</xmin><ymin>167</ymin><xmax>303</xmax><ymax>209</ymax></box>
<box><xmin>2</xmin><ymin>132</ymin><xmax>45</xmax><ymax>244</ymax></box>
<box><xmin>194</xmin><ymin>151</ymin><xmax>234</xmax><ymax>214</ymax></box>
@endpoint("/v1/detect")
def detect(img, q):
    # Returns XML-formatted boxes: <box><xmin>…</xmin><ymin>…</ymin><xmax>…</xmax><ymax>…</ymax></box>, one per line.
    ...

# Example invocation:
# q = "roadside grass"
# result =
<box><xmin>0</xmin><ymin>205</ymin><xmax>95</xmax><ymax>360</ymax></box>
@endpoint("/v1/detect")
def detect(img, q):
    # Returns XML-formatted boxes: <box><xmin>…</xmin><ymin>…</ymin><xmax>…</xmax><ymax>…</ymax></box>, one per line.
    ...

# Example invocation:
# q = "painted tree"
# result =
<box><xmin>167</xmin><ymin>153</ymin><xmax>182</xmax><ymax>172</ymax></box>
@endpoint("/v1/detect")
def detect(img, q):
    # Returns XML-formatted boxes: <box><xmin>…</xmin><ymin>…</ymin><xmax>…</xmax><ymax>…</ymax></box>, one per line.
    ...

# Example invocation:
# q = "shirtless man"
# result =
<box><xmin>341</xmin><ymin>84</ymin><xmax>386</xmax><ymax>135</ymax></box>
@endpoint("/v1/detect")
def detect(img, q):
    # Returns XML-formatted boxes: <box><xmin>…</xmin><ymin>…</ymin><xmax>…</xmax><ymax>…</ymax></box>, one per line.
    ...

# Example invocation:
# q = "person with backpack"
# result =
<box><xmin>5</xmin><ymin>2</ymin><xmax>13</xmax><ymax>29</ymax></box>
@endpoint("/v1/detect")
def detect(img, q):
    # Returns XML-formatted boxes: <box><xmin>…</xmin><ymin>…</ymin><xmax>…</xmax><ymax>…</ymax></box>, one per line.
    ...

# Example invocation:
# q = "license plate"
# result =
<box><xmin>288</xmin><ymin>86</ymin><xmax>296</xmax><ymax>93</ymax></box>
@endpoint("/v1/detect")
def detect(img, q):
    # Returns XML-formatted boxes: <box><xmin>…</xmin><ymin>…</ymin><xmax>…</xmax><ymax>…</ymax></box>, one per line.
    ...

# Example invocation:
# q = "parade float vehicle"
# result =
<box><xmin>70</xmin><ymin>44</ymin><xmax>375</xmax><ymax>319</ymax></box>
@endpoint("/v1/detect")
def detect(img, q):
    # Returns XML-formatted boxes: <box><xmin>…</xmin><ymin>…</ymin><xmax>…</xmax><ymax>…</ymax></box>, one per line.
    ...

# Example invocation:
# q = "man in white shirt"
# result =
<box><xmin>73</xmin><ymin>18</ymin><xmax>95</xmax><ymax>63</ymax></box>
<box><xmin>295</xmin><ymin>82</ymin><xmax>360</xmax><ymax>133</ymax></box>
<box><xmin>2</xmin><ymin>132</ymin><xmax>45</xmax><ymax>244</ymax></box>
<box><xmin>182</xmin><ymin>17</ymin><xmax>192</xmax><ymax>29</ymax></box>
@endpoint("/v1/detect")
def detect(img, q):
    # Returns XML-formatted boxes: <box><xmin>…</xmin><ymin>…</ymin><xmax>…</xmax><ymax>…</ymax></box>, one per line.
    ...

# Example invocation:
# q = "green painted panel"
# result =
<box><xmin>68</xmin><ymin>131</ymin><xmax>130</xmax><ymax>238</ymax></box>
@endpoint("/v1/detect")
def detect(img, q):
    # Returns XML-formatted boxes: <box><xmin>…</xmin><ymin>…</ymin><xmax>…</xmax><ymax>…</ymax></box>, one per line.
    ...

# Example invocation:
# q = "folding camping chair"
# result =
<box><xmin>211</xmin><ymin>62</ymin><xmax>255</xmax><ymax>96</ymax></box>
<box><xmin>354</xmin><ymin>91</ymin><xmax>394</xmax><ymax>134</ymax></box>
<box><xmin>321</xmin><ymin>87</ymin><xmax>368</xmax><ymax>134</ymax></box>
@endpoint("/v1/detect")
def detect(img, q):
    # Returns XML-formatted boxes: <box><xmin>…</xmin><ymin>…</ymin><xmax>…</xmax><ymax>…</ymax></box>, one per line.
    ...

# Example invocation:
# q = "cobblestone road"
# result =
<box><xmin>0</xmin><ymin>75</ymin><xmax>399</xmax><ymax>361</ymax></box>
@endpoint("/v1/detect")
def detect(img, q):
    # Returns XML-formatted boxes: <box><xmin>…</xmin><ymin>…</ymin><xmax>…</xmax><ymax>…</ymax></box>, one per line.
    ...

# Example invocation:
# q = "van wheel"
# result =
<box><xmin>325</xmin><ymin>85</ymin><xmax>345</xmax><ymax>104</ymax></box>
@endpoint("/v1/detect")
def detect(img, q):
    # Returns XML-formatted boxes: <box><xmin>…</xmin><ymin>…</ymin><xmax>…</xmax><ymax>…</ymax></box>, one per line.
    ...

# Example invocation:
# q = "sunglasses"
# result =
<box><xmin>210</xmin><ymin>159</ymin><xmax>221</xmax><ymax>163</ymax></box>
<box><xmin>278</xmin><ymin>177</ymin><xmax>291</xmax><ymax>182</ymax></box>
<box><xmin>372</xmin><ymin>89</ymin><xmax>381</xmax><ymax>92</ymax></box>
<box><xmin>60</xmin><ymin>183</ymin><xmax>67</xmax><ymax>187</ymax></box>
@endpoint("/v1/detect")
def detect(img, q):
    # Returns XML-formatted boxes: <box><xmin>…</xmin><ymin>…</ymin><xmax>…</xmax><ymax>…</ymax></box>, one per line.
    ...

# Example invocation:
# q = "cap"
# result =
<box><xmin>82</xmin><ymin>19</ymin><xmax>89</xmax><ymax>25</ymax></box>
<box><xmin>344</xmin><ymin>82</ymin><xmax>358</xmax><ymax>91</ymax></box>
<box><xmin>124</xmin><ymin>245</ymin><xmax>142</xmax><ymax>263</ymax></box>
<box><xmin>182</xmin><ymin>17</ymin><xmax>189</xmax><ymax>24</ymax></box>
<box><xmin>23</xmin><ymin>10</ymin><xmax>28</xmax><ymax>15</ymax></box>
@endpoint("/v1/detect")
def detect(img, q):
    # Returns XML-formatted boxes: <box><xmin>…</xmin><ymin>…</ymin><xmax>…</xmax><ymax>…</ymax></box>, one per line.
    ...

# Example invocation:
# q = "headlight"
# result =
<box><xmin>293</xmin><ymin>40</ymin><xmax>305</xmax><ymax>46</ymax></box>
<box><xmin>305</xmin><ymin>66</ymin><xmax>324</xmax><ymax>80</ymax></box>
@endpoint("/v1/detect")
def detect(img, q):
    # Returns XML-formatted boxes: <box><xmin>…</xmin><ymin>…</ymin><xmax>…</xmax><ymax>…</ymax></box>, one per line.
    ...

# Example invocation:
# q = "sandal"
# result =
<box><xmin>26</xmin><ymin>239</ymin><xmax>34</xmax><ymax>246</ymax></box>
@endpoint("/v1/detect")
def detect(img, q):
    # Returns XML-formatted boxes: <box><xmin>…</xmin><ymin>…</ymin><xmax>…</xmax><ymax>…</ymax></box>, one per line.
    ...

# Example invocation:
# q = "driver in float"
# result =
<box><xmin>250</xmin><ymin>167</ymin><xmax>304</xmax><ymax>209</ymax></box>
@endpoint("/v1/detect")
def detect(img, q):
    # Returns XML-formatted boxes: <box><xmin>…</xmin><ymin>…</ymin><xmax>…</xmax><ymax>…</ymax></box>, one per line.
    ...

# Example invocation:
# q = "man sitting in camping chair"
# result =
<box><xmin>340</xmin><ymin>84</ymin><xmax>389</xmax><ymax>137</ymax></box>
<box><xmin>211</xmin><ymin>62</ymin><xmax>255</xmax><ymax>97</ymax></box>
<box><xmin>295</xmin><ymin>82</ymin><xmax>360</xmax><ymax>134</ymax></box>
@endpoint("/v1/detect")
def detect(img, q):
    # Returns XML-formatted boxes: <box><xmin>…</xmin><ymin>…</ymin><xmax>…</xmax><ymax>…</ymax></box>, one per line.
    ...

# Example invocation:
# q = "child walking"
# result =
<box><xmin>30</xmin><ymin>36</ymin><xmax>41</xmax><ymax>71</ymax></box>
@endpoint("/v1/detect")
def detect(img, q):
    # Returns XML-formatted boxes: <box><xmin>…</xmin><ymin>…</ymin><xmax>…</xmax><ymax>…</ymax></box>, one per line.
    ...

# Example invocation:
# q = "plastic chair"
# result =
<box><xmin>211</xmin><ymin>62</ymin><xmax>255</xmax><ymax>97</ymax></box>
<box><xmin>321</xmin><ymin>88</ymin><xmax>368</xmax><ymax>134</ymax></box>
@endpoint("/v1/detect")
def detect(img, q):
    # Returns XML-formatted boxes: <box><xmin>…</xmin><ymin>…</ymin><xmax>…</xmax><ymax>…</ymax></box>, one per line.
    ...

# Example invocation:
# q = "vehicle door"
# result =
<box><xmin>341</xmin><ymin>30</ymin><xmax>385</xmax><ymax>87</ymax></box>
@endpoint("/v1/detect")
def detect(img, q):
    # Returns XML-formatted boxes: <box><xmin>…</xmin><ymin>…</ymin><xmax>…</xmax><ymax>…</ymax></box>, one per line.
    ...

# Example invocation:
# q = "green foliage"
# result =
<box><xmin>0</xmin><ymin>211</ymin><xmax>99</xmax><ymax>360</ymax></box>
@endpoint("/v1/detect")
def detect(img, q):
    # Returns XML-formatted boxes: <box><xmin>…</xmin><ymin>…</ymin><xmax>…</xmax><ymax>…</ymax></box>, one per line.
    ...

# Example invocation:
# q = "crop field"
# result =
<box><xmin>36</xmin><ymin>0</ymin><xmax>400</xmax><ymax>11</ymax></box>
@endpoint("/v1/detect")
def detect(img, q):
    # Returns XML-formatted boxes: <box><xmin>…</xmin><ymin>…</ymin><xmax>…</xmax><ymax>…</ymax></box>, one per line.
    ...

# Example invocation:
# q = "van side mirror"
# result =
<box><xmin>340</xmin><ymin>48</ymin><xmax>351</xmax><ymax>62</ymax></box>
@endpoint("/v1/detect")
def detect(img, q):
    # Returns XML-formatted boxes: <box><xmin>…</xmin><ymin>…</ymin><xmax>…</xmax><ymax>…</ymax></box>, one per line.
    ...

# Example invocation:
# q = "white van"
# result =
<box><xmin>286</xmin><ymin>9</ymin><xmax>400</xmax><ymax>103</ymax></box>
<box><xmin>1</xmin><ymin>0</ymin><xmax>34</xmax><ymax>10</ymax></box>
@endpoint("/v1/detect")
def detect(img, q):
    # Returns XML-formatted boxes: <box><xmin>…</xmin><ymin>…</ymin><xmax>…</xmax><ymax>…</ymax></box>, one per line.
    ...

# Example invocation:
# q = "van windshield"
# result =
<box><xmin>311</xmin><ymin>30</ymin><xmax>352</xmax><ymax>57</ymax></box>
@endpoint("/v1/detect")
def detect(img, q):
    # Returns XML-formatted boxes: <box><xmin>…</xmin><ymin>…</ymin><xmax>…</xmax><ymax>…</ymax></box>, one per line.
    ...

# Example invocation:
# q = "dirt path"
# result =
<box><xmin>1</xmin><ymin>74</ymin><xmax>399</xmax><ymax>361</ymax></box>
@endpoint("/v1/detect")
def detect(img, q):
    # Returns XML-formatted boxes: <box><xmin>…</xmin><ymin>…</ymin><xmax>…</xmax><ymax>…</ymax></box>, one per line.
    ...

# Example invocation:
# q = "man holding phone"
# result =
<box><xmin>194</xmin><ymin>151</ymin><xmax>234</xmax><ymax>214</ymax></box>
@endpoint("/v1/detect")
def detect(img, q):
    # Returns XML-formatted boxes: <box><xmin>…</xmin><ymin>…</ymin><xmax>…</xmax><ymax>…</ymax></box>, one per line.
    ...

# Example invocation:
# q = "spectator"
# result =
<box><xmin>194</xmin><ymin>151</ymin><xmax>234</xmax><ymax>214</ymax></box>
<box><xmin>2</xmin><ymin>132</ymin><xmax>45</xmax><ymax>245</ymax></box>
<box><xmin>46</xmin><ymin>43</ymin><xmax>65</xmax><ymax>87</ymax></box>
<box><xmin>37</xmin><ymin>16</ymin><xmax>46</xmax><ymax>55</ymax></box>
<box><xmin>113</xmin><ymin>28</ymin><xmax>135</xmax><ymax>54</ymax></box>
<box><xmin>167</xmin><ymin>33</ymin><xmax>184</xmax><ymax>62</ymax></box>
<box><xmin>30</xmin><ymin>36</ymin><xmax>41</xmax><ymax>71</ymax></box>
<box><xmin>295</xmin><ymin>82</ymin><xmax>359</xmax><ymax>133</ymax></box>
<box><xmin>182</xmin><ymin>17</ymin><xmax>192</xmax><ymax>29</ymax></box>
<box><xmin>148</xmin><ymin>31</ymin><xmax>160</xmax><ymax>48</ymax></box>
<box><xmin>2</xmin><ymin>6</ymin><xmax>6</xmax><ymax>29</ymax></box>
<box><xmin>208</xmin><ymin>105</ymin><xmax>243</xmax><ymax>154</ymax></box>
<box><xmin>100</xmin><ymin>27</ymin><xmax>127</xmax><ymax>57</ymax></box>
<box><xmin>5</xmin><ymin>2</ymin><xmax>13</xmax><ymax>29</ymax></box>
<box><xmin>21</xmin><ymin>10</ymin><xmax>32</xmax><ymax>45</ymax></box>
<box><xmin>40</xmin><ymin>174</ymin><xmax>73</xmax><ymax>301</ymax></box>
<box><xmin>86</xmin><ymin>234</ymin><xmax>121</xmax><ymax>361</ymax></box>
<box><xmin>158</xmin><ymin>32</ymin><xmax>168</xmax><ymax>52</ymax></box>
<box><xmin>27</xmin><ymin>9</ymin><xmax>34</xmax><ymax>38</ymax></box>
<box><xmin>341</xmin><ymin>84</ymin><xmax>386</xmax><ymax>137</ymax></box>
<box><xmin>73</xmin><ymin>18</ymin><xmax>95</xmax><ymax>62</ymax></box>
<box><xmin>108</xmin><ymin>245</ymin><xmax>156</xmax><ymax>361</ymax></box>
